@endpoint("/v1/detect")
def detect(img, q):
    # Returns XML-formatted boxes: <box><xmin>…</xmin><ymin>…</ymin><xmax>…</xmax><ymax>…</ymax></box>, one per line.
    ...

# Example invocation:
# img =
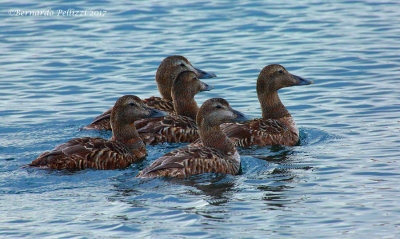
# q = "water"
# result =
<box><xmin>1</xmin><ymin>0</ymin><xmax>400</xmax><ymax>238</ymax></box>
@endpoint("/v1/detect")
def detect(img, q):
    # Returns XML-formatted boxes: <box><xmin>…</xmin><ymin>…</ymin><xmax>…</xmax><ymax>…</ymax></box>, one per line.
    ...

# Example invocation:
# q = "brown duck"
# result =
<box><xmin>137</xmin><ymin>98</ymin><xmax>247</xmax><ymax>178</ymax></box>
<box><xmin>29</xmin><ymin>95</ymin><xmax>165</xmax><ymax>170</ymax></box>
<box><xmin>222</xmin><ymin>64</ymin><xmax>313</xmax><ymax>147</ymax></box>
<box><xmin>135</xmin><ymin>70</ymin><xmax>212</xmax><ymax>144</ymax></box>
<box><xmin>84</xmin><ymin>55</ymin><xmax>215</xmax><ymax>130</ymax></box>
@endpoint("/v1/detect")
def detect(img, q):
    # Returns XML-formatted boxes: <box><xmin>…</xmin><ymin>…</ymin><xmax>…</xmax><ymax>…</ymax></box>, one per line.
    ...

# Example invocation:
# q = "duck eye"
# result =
<box><xmin>278</xmin><ymin>69</ymin><xmax>284</xmax><ymax>74</ymax></box>
<box><xmin>180</xmin><ymin>63</ymin><xmax>185</xmax><ymax>67</ymax></box>
<box><xmin>216</xmin><ymin>105</ymin><xmax>222</xmax><ymax>109</ymax></box>
<box><xmin>128</xmin><ymin>102</ymin><xmax>136</xmax><ymax>106</ymax></box>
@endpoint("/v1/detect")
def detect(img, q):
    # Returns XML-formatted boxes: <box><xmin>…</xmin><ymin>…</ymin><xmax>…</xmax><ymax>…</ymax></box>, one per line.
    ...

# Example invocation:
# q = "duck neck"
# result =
<box><xmin>111</xmin><ymin>123</ymin><xmax>144</xmax><ymax>150</ymax></box>
<box><xmin>172</xmin><ymin>91</ymin><xmax>199</xmax><ymax>120</ymax></box>
<box><xmin>259</xmin><ymin>91</ymin><xmax>291</xmax><ymax>119</ymax></box>
<box><xmin>199</xmin><ymin>124</ymin><xmax>236</xmax><ymax>155</ymax></box>
<box><xmin>156</xmin><ymin>68</ymin><xmax>178</xmax><ymax>101</ymax></box>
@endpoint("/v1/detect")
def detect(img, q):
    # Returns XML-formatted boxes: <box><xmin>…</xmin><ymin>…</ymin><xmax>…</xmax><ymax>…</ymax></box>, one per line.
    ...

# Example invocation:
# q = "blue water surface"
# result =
<box><xmin>1</xmin><ymin>0</ymin><xmax>400</xmax><ymax>238</ymax></box>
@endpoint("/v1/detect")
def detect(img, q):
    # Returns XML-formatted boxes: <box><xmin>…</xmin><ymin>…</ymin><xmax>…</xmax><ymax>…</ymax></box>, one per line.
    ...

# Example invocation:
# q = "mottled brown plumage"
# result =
<box><xmin>137</xmin><ymin>98</ymin><xmax>247</xmax><ymax>178</ymax></box>
<box><xmin>136</xmin><ymin>71</ymin><xmax>212</xmax><ymax>144</ymax></box>
<box><xmin>222</xmin><ymin>64</ymin><xmax>313</xmax><ymax>147</ymax></box>
<box><xmin>29</xmin><ymin>95</ymin><xmax>165</xmax><ymax>170</ymax></box>
<box><xmin>143</xmin><ymin>96</ymin><xmax>174</xmax><ymax>112</ymax></box>
<box><xmin>135</xmin><ymin>114</ymin><xmax>199</xmax><ymax>145</ymax></box>
<box><xmin>222</xmin><ymin>117</ymin><xmax>299</xmax><ymax>147</ymax></box>
<box><xmin>84</xmin><ymin>55</ymin><xmax>215</xmax><ymax>130</ymax></box>
<box><xmin>85</xmin><ymin>97</ymin><xmax>174</xmax><ymax>131</ymax></box>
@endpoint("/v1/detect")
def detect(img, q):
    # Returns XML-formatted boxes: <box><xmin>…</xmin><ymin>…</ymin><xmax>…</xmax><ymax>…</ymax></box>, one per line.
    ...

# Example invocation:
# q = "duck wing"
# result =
<box><xmin>135</xmin><ymin>114</ymin><xmax>199</xmax><ymax>144</ymax></box>
<box><xmin>143</xmin><ymin>96</ymin><xmax>174</xmax><ymax>113</ymax></box>
<box><xmin>83</xmin><ymin>108</ymin><xmax>113</xmax><ymax>130</ymax></box>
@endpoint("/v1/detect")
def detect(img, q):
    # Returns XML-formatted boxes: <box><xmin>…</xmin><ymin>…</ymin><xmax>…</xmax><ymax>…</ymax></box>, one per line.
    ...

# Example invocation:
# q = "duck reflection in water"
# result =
<box><xmin>109</xmin><ymin>172</ymin><xmax>237</xmax><ymax>208</ymax></box>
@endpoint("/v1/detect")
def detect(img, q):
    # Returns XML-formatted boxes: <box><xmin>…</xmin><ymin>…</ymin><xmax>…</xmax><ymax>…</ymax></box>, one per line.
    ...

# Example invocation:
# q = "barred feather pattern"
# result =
<box><xmin>221</xmin><ymin>117</ymin><xmax>299</xmax><ymax>147</ymax></box>
<box><xmin>143</xmin><ymin>96</ymin><xmax>174</xmax><ymax>113</ymax></box>
<box><xmin>137</xmin><ymin>142</ymin><xmax>240</xmax><ymax>178</ymax></box>
<box><xmin>83</xmin><ymin>108</ymin><xmax>113</xmax><ymax>130</ymax></box>
<box><xmin>135</xmin><ymin>114</ymin><xmax>199</xmax><ymax>145</ymax></box>
<box><xmin>83</xmin><ymin>97</ymin><xmax>174</xmax><ymax>131</ymax></box>
<box><xmin>30</xmin><ymin>137</ymin><xmax>146</xmax><ymax>170</ymax></box>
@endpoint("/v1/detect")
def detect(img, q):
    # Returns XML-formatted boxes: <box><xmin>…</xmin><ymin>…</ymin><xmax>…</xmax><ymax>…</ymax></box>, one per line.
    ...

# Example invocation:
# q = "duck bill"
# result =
<box><xmin>147</xmin><ymin>107</ymin><xmax>167</xmax><ymax>118</ymax></box>
<box><xmin>194</xmin><ymin>67</ymin><xmax>217</xmax><ymax>79</ymax></box>
<box><xmin>231</xmin><ymin>109</ymin><xmax>248</xmax><ymax>123</ymax></box>
<box><xmin>199</xmin><ymin>81</ymin><xmax>214</xmax><ymax>92</ymax></box>
<box><xmin>292</xmin><ymin>74</ymin><xmax>314</xmax><ymax>86</ymax></box>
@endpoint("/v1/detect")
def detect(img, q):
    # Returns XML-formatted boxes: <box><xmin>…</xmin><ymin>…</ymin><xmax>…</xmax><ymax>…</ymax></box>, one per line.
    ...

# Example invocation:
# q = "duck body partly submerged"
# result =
<box><xmin>29</xmin><ymin>95</ymin><xmax>165</xmax><ymax>170</ymax></box>
<box><xmin>222</xmin><ymin>64</ymin><xmax>313</xmax><ymax>147</ymax></box>
<box><xmin>31</xmin><ymin>137</ymin><xmax>146</xmax><ymax>170</ymax></box>
<box><xmin>137</xmin><ymin>98</ymin><xmax>247</xmax><ymax>178</ymax></box>
<box><xmin>136</xmin><ymin>142</ymin><xmax>241</xmax><ymax>178</ymax></box>
<box><xmin>222</xmin><ymin>117</ymin><xmax>299</xmax><ymax>147</ymax></box>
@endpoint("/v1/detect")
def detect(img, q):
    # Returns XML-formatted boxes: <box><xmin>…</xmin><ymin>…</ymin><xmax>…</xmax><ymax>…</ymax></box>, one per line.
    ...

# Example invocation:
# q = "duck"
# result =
<box><xmin>221</xmin><ymin>64</ymin><xmax>313</xmax><ymax>147</ymax></box>
<box><xmin>84</xmin><ymin>55</ymin><xmax>216</xmax><ymax>130</ymax></box>
<box><xmin>137</xmin><ymin>98</ymin><xmax>247</xmax><ymax>178</ymax></box>
<box><xmin>29</xmin><ymin>95</ymin><xmax>165</xmax><ymax>170</ymax></box>
<box><xmin>135</xmin><ymin>70</ymin><xmax>212</xmax><ymax>144</ymax></box>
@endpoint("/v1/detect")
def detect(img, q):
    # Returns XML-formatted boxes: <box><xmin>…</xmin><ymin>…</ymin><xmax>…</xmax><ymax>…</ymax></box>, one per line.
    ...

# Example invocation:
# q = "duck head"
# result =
<box><xmin>256</xmin><ymin>64</ymin><xmax>313</xmax><ymax>119</ymax></box>
<box><xmin>197</xmin><ymin>98</ymin><xmax>247</xmax><ymax>128</ymax></box>
<box><xmin>172</xmin><ymin>71</ymin><xmax>213</xmax><ymax>96</ymax></box>
<box><xmin>110</xmin><ymin>95</ymin><xmax>166</xmax><ymax>130</ymax></box>
<box><xmin>171</xmin><ymin>71</ymin><xmax>213</xmax><ymax>119</ymax></box>
<box><xmin>197</xmin><ymin>98</ymin><xmax>247</xmax><ymax>153</ymax></box>
<box><xmin>156</xmin><ymin>55</ymin><xmax>216</xmax><ymax>100</ymax></box>
<box><xmin>257</xmin><ymin>64</ymin><xmax>313</xmax><ymax>93</ymax></box>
